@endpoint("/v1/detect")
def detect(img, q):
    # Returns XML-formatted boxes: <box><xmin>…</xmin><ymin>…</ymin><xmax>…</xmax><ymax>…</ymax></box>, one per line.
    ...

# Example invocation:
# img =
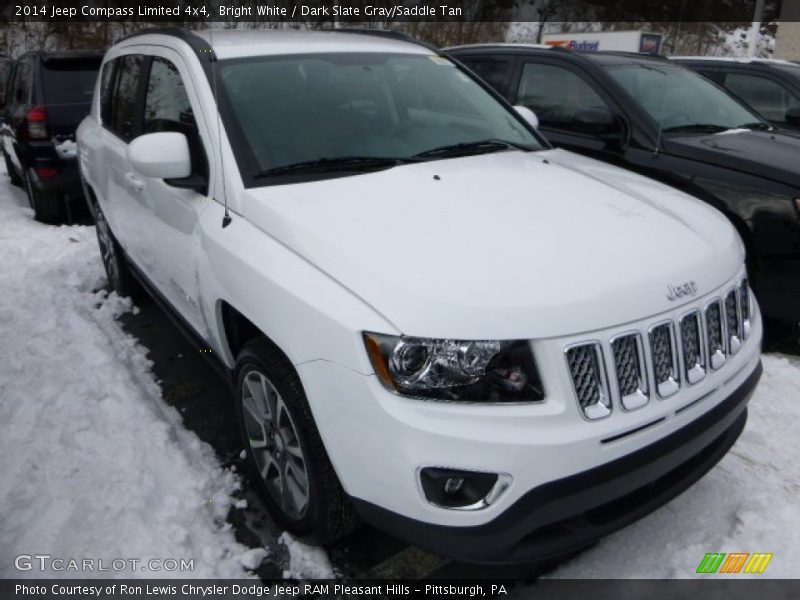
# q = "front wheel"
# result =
<box><xmin>234</xmin><ymin>338</ymin><xmax>357</xmax><ymax>542</ymax></box>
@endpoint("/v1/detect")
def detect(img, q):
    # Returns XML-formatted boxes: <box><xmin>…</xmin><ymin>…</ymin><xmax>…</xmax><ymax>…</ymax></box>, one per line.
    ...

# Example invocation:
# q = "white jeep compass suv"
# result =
<box><xmin>77</xmin><ymin>28</ymin><xmax>762</xmax><ymax>564</ymax></box>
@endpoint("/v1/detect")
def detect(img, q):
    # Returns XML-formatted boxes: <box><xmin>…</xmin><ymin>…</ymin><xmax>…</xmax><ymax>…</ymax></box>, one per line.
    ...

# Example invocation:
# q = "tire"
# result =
<box><xmin>94</xmin><ymin>201</ymin><xmax>139</xmax><ymax>299</ymax></box>
<box><xmin>235</xmin><ymin>338</ymin><xmax>358</xmax><ymax>543</ymax></box>
<box><xmin>24</xmin><ymin>169</ymin><xmax>63</xmax><ymax>223</ymax></box>
<box><xmin>4</xmin><ymin>152</ymin><xmax>21</xmax><ymax>187</ymax></box>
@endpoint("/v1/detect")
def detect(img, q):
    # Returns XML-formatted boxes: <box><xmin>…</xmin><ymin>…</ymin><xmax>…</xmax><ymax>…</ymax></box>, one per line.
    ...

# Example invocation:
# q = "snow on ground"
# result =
<box><xmin>514</xmin><ymin>353</ymin><xmax>800</xmax><ymax>583</ymax></box>
<box><xmin>0</xmin><ymin>175</ymin><xmax>258</xmax><ymax>578</ymax></box>
<box><xmin>279</xmin><ymin>533</ymin><xmax>335</xmax><ymax>579</ymax></box>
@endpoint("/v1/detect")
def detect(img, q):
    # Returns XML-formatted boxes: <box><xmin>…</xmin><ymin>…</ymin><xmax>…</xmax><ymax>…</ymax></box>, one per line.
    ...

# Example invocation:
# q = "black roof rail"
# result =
<box><xmin>114</xmin><ymin>27</ymin><xmax>216</xmax><ymax>80</ymax></box>
<box><xmin>593</xmin><ymin>50</ymin><xmax>669</xmax><ymax>60</ymax></box>
<box><xmin>116</xmin><ymin>26</ymin><xmax>213</xmax><ymax>52</ymax></box>
<box><xmin>324</xmin><ymin>27</ymin><xmax>439</xmax><ymax>53</ymax></box>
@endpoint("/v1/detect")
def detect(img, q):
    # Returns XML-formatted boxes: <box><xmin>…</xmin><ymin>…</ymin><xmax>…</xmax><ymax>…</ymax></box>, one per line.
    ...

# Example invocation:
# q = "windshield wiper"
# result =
<box><xmin>662</xmin><ymin>123</ymin><xmax>730</xmax><ymax>134</ymax></box>
<box><xmin>738</xmin><ymin>121</ymin><xmax>773</xmax><ymax>131</ymax></box>
<box><xmin>254</xmin><ymin>156</ymin><xmax>418</xmax><ymax>179</ymax></box>
<box><xmin>412</xmin><ymin>139</ymin><xmax>535</xmax><ymax>159</ymax></box>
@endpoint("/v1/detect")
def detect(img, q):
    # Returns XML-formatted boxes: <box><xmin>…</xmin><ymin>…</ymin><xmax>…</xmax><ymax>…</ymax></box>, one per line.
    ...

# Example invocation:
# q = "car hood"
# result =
<box><xmin>242</xmin><ymin>149</ymin><xmax>743</xmax><ymax>339</ymax></box>
<box><xmin>665</xmin><ymin>129</ymin><xmax>800</xmax><ymax>189</ymax></box>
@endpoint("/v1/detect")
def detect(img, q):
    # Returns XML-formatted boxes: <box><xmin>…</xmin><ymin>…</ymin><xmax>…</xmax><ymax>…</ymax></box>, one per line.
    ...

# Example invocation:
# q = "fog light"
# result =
<box><xmin>420</xmin><ymin>467</ymin><xmax>508</xmax><ymax>510</ymax></box>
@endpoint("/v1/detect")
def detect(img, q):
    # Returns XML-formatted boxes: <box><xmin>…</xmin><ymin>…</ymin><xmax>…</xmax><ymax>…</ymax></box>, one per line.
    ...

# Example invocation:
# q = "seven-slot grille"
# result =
<box><xmin>566</xmin><ymin>277</ymin><xmax>752</xmax><ymax>419</ymax></box>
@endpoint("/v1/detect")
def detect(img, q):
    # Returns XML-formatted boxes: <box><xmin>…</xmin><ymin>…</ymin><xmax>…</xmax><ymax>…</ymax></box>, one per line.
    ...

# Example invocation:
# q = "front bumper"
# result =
<box><xmin>351</xmin><ymin>361</ymin><xmax>760</xmax><ymax>564</ymax></box>
<box><xmin>296</xmin><ymin>269</ymin><xmax>762</xmax><ymax>563</ymax></box>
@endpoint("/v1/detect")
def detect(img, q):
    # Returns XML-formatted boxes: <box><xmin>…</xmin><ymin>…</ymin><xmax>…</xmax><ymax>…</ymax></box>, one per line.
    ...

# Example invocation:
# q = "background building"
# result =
<box><xmin>775</xmin><ymin>0</ymin><xmax>800</xmax><ymax>60</ymax></box>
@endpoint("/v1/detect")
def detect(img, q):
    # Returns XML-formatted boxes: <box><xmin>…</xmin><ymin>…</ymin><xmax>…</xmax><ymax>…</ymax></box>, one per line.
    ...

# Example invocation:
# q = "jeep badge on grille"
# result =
<box><xmin>666</xmin><ymin>281</ymin><xmax>698</xmax><ymax>301</ymax></box>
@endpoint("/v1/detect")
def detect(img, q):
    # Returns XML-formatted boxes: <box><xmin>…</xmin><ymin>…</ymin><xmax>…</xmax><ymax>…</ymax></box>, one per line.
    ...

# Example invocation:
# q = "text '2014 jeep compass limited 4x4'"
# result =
<box><xmin>77</xmin><ymin>29</ymin><xmax>762</xmax><ymax>564</ymax></box>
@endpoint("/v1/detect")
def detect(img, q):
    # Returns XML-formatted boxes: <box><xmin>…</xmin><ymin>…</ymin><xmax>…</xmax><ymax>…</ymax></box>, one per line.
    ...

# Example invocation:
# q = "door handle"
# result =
<box><xmin>124</xmin><ymin>172</ymin><xmax>145</xmax><ymax>193</ymax></box>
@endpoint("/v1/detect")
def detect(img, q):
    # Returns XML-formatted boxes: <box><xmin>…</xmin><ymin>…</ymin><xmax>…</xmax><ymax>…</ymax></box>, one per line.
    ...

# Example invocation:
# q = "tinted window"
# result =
<box><xmin>605</xmin><ymin>63</ymin><xmax>761</xmax><ymax>132</ymax></box>
<box><xmin>460</xmin><ymin>57</ymin><xmax>514</xmax><ymax>96</ymax></box>
<box><xmin>219</xmin><ymin>53</ymin><xmax>541</xmax><ymax>182</ymax></box>
<box><xmin>696</xmin><ymin>69</ymin><xmax>726</xmax><ymax>86</ymax></box>
<box><xmin>517</xmin><ymin>62</ymin><xmax>609</xmax><ymax>130</ymax></box>
<box><xmin>12</xmin><ymin>62</ymin><xmax>32</xmax><ymax>105</ymax></box>
<box><xmin>109</xmin><ymin>55</ymin><xmax>143</xmax><ymax>142</ymax></box>
<box><xmin>143</xmin><ymin>57</ymin><xmax>206</xmax><ymax>183</ymax></box>
<box><xmin>99</xmin><ymin>60</ymin><xmax>115</xmax><ymax>124</ymax></box>
<box><xmin>42</xmin><ymin>57</ymin><xmax>100</xmax><ymax>104</ymax></box>
<box><xmin>724</xmin><ymin>72</ymin><xmax>800</xmax><ymax>123</ymax></box>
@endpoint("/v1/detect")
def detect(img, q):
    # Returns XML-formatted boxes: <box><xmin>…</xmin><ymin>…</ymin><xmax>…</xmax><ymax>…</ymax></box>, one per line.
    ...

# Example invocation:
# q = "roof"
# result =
<box><xmin>445</xmin><ymin>43</ymin><xmax>553</xmax><ymax>51</ymax></box>
<box><xmin>671</xmin><ymin>56</ymin><xmax>800</xmax><ymax>67</ymax></box>
<box><xmin>123</xmin><ymin>28</ymin><xmax>431</xmax><ymax>60</ymax></box>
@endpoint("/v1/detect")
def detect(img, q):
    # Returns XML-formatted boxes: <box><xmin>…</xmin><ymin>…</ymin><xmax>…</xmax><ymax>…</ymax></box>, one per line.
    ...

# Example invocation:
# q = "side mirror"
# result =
<box><xmin>786</xmin><ymin>107</ymin><xmax>800</xmax><ymax>126</ymax></box>
<box><xmin>514</xmin><ymin>105</ymin><xmax>539</xmax><ymax>129</ymax></box>
<box><xmin>127</xmin><ymin>132</ymin><xmax>191</xmax><ymax>180</ymax></box>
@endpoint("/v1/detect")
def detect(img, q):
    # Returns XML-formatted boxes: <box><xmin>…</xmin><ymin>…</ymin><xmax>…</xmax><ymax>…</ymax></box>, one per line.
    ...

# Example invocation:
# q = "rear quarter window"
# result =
<box><xmin>42</xmin><ymin>57</ymin><xmax>101</xmax><ymax>104</ymax></box>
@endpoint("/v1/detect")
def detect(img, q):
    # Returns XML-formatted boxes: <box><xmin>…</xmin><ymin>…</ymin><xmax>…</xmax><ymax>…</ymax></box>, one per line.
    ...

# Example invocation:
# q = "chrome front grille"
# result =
<box><xmin>566</xmin><ymin>343</ymin><xmax>611</xmax><ymax>420</ymax></box>
<box><xmin>706</xmin><ymin>300</ymin><xmax>726</xmax><ymax>370</ymax></box>
<box><xmin>680</xmin><ymin>311</ymin><xmax>706</xmax><ymax>384</ymax></box>
<box><xmin>565</xmin><ymin>277</ymin><xmax>753</xmax><ymax>419</ymax></box>
<box><xmin>725</xmin><ymin>289</ymin><xmax>742</xmax><ymax>355</ymax></box>
<box><xmin>649</xmin><ymin>322</ymin><xmax>679</xmax><ymax>398</ymax></box>
<box><xmin>739</xmin><ymin>278</ymin><xmax>751</xmax><ymax>340</ymax></box>
<box><xmin>611</xmin><ymin>333</ymin><xmax>648</xmax><ymax>410</ymax></box>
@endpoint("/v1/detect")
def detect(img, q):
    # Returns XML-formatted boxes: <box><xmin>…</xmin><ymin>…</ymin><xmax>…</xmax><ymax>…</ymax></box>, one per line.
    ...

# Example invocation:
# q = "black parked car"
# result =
<box><xmin>0</xmin><ymin>54</ymin><xmax>10</xmax><ymax>119</ymax></box>
<box><xmin>446</xmin><ymin>45</ymin><xmax>800</xmax><ymax>329</ymax></box>
<box><xmin>1</xmin><ymin>51</ymin><xmax>102</xmax><ymax>222</ymax></box>
<box><xmin>673</xmin><ymin>57</ymin><xmax>800</xmax><ymax>131</ymax></box>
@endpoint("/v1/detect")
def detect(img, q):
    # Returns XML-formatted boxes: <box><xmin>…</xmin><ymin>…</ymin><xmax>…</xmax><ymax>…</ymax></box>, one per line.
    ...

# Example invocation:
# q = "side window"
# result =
<box><xmin>460</xmin><ymin>56</ymin><xmax>514</xmax><ymax>97</ymax></box>
<box><xmin>517</xmin><ymin>62</ymin><xmax>610</xmax><ymax>131</ymax></box>
<box><xmin>109</xmin><ymin>54</ymin><xmax>143</xmax><ymax>142</ymax></box>
<box><xmin>143</xmin><ymin>57</ymin><xmax>207</xmax><ymax>183</ymax></box>
<box><xmin>99</xmin><ymin>60</ymin><xmax>115</xmax><ymax>124</ymax></box>
<box><xmin>696</xmin><ymin>69</ymin><xmax>726</xmax><ymax>86</ymax></box>
<box><xmin>14</xmin><ymin>62</ymin><xmax>32</xmax><ymax>105</ymax></box>
<box><xmin>723</xmin><ymin>72</ymin><xmax>800</xmax><ymax>123</ymax></box>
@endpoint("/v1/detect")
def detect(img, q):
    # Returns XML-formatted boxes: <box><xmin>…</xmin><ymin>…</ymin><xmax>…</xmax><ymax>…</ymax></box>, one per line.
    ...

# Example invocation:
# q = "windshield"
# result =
<box><xmin>42</xmin><ymin>58</ymin><xmax>101</xmax><ymax>104</ymax></box>
<box><xmin>604</xmin><ymin>63</ymin><xmax>766</xmax><ymax>133</ymax></box>
<box><xmin>218</xmin><ymin>53</ymin><xmax>542</xmax><ymax>184</ymax></box>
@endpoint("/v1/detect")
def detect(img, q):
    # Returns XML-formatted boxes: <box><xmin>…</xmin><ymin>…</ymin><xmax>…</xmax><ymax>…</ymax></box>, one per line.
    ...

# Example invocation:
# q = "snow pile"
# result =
<box><xmin>0</xmin><ymin>177</ymin><xmax>254</xmax><ymax>578</ymax></box>
<box><xmin>279</xmin><ymin>533</ymin><xmax>335</xmax><ymax>579</ymax></box>
<box><xmin>53</xmin><ymin>138</ymin><xmax>78</xmax><ymax>160</ymax></box>
<box><xmin>521</xmin><ymin>354</ymin><xmax>800</xmax><ymax>582</ymax></box>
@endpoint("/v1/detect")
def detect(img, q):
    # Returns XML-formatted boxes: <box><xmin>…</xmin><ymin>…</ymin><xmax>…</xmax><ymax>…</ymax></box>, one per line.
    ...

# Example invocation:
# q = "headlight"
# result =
<box><xmin>363</xmin><ymin>332</ymin><xmax>544</xmax><ymax>402</ymax></box>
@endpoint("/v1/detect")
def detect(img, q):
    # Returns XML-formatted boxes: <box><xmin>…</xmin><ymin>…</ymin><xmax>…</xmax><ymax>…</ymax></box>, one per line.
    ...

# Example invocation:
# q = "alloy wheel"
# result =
<box><xmin>241</xmin><ymin>369</ymin><xmax>310</xmax><ymax>519</ymax></box>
